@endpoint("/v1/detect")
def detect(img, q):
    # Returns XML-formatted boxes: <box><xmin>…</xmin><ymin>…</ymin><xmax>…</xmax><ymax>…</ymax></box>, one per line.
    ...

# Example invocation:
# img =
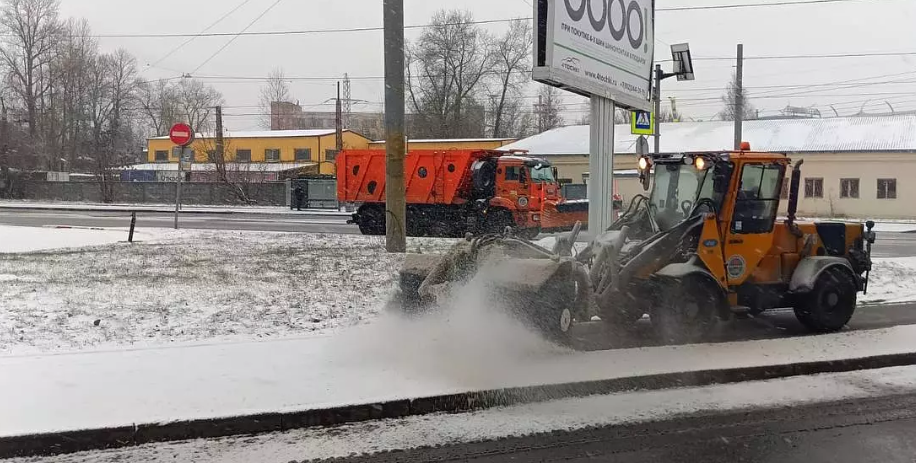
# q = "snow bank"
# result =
<box><xmin>0</xmin><ymin>230</ymin><xmax>453</xmax><ymax>355</ymax></box>
<box><xmin>861</xmin><ymin>257</ymin><xmax>916</xmax><ymax>304</ymax></box>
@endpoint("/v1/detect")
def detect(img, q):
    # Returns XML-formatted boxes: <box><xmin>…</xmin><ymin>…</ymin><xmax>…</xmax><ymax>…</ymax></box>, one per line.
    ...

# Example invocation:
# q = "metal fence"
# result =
<box><xmin>288</xmin><ymin>179</ymin><xmax>338</xmax><ymax>209</ymax></box>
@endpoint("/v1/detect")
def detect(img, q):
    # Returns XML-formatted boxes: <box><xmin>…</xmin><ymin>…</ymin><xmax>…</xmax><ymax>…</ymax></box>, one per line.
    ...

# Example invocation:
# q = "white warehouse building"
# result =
<box><xmin>502</xmin><ymin>115</ymin><xmax>916</xmax><ymax>220</ymax></box>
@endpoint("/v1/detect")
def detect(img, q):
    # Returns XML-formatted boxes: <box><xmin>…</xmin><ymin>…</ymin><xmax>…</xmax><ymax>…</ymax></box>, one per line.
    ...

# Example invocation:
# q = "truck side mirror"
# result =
<box><xmin>553</xmin><ymin>167</ymin><xmax>559</xmax><ymax>180</ymax></box>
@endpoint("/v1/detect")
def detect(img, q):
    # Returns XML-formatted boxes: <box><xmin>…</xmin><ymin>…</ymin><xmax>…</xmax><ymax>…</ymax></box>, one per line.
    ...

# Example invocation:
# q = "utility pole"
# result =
<box><xmin>383</xmin><ymin>0</ymin><xmax>406</xmax><ymax>253</ymax></box>
<box><xmin>653</xmin><ymin>64</ymin><xmax>662</xmax><ymax>153</ymax></box>
<box><xmin>336</xmin><ymin>82</ymin><xmax>343</xmax><ymax>151</ymax></box>
<box><xmin>215</xmin><ymin>105</ymin><xmax>224</xmax><ymax>161</ymax></box>
<box><xmin>734</xmin><ymin>43</ymin><xmax>744</xmax><ymax>150</ymax></box>
<box><xmin>536</xmin><ymin>95</ymin><xmax>544</xmax><ymax>133</ymax></box>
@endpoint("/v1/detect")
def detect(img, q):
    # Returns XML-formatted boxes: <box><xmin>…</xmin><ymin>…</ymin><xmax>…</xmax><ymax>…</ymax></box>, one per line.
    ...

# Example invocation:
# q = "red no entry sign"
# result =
<box><xmin>169</xmin><ymin>123</ymin><xmax>194</xmax><ymax>147</ymax></box>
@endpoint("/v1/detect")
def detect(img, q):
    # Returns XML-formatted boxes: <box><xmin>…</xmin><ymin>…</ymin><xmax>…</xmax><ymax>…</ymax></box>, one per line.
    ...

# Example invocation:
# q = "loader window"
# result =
<box><xmin>732</xmin><ymin>163</ymin><xmax>784</xmax><ymax>234</ymax></box>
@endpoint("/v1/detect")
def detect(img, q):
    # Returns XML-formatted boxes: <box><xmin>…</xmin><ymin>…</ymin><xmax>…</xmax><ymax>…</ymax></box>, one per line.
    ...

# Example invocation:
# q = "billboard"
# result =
<box><xmin>534</xmin><ymin>0</ymin><xmax>654</xmax><ymax>111</ymax></box>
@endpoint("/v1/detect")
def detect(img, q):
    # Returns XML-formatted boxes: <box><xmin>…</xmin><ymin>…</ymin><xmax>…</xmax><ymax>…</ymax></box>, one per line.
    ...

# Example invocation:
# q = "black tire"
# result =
<box><xmin>484</xmin><ymin>208</ymin><xmax>514</xmax><ymax>235</ymax></box>
<box><xmin>650</xmin><ymin>275</ymin><xmax>723</xmax><ymax>344</ymax></box>
<box><xmin>794</xmin><ymin>266</ymin><xmax>857</xmax><ymax>333</ymax></box>
<box><xmin>357</xmin><ymin>206</ymin><xmax>385</xmax><ymax>235</ymax></box>
<box><xmin>512</xmin><ymin>275</ymin><xmax>577</xmax><ymax>347</ymax></box>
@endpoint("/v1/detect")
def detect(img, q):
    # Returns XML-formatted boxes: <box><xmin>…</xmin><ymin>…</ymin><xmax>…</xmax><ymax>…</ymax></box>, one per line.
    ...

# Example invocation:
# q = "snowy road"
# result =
<box><xmin>0</xmin><ymin>209</ymin><xmax>357</xmax><ymax>234</ymax></box>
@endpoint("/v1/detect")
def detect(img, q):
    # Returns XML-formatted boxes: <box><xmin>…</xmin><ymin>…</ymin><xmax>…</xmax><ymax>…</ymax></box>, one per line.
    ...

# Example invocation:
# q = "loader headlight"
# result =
<box><xmin>695</xmin><ymin>156</ymin><xmax>707</xmax><ymax>170</ymax></box>
<box><xmin>518</xmin><ymin>196</ymin><xmax>529</xmax><ymax>208</ymax></box>
<box><xmin>638</xmin><ymin>156</ymin><xmax>650</xmax><ymax>171</ymax></box>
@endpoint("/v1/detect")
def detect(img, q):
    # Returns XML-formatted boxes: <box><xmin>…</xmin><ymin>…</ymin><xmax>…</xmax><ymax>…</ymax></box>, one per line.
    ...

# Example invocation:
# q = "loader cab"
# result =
<box><xmin>642</xmin><ymin>153</ymin><xmax>734</xmax><ymax>231</ymax></box>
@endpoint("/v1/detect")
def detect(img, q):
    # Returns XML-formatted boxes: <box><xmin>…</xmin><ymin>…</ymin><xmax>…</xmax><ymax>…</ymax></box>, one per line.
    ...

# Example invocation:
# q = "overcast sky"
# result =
<box><xmin>58</xmin><ymin>0</ymin><xmax>916</xmax><ymax>131</ymax></box>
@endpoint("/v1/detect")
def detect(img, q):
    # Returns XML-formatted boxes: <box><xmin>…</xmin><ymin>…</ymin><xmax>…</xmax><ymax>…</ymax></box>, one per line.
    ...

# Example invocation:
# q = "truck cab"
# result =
<box><xmin>338</xmin><ymin>149</ymin><xmax>586</xmax><ymax>237</ymax></box>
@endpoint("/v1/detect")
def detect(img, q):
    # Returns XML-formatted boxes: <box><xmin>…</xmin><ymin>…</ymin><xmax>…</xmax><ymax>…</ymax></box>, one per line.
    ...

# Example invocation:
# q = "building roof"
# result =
<box><xmin>125</xmin><ymin>162</ymin><xmax>316</xmax><ymax>172</ymax></box>
<box><xmin>150</xmin><ymin>129</ymin><xmax>357</xmax><ymax>141</ymax></box>
<box><xmin>501</xmin><ymin>115</ymin><xmax>916</xmax><ymax>155</ymax></box>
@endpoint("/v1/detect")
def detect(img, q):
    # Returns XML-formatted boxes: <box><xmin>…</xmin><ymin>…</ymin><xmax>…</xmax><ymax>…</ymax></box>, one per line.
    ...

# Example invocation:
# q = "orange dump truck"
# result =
<box><xmin>337</xmin><ymin>149</ymin><xmax>588</xmax><ymax>237</ymax></box>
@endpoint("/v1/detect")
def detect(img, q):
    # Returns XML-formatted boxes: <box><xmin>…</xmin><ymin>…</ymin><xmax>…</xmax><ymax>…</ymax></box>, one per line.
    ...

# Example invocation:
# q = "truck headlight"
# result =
<box><xmin>518</xmin><ymin>196</ymin><xmax>529</xmax><ymax>207</ymax></box>
<box><xmin>532</xmin><ymin>213</ymin><xmax>541</xmax><ymax>222</ymax></box>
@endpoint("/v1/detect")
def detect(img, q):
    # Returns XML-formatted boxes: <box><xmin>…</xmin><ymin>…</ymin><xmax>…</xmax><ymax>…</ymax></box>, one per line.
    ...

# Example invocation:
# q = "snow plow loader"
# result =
<box><xmin>396</xmin><ymin>146</ymin><xmax>876</xmax><ymax>345</ymax></box>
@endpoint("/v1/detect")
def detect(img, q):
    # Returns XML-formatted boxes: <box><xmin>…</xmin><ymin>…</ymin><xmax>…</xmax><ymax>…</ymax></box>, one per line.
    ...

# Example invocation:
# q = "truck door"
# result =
<box><xmin>722</xmin><ymin>162</ymin><xmax>786</xmax><ymax>286</ymax></box>
<box><xmin>498</xmin><ymin>163</ymin><xmax>524</xmax><ymax>203</ymax></box>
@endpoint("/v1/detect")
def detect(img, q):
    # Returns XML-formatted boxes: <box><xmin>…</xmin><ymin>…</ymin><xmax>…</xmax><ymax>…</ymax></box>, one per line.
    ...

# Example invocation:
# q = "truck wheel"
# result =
<box><xmin>357</xmin><ymin>206</ymin><xmax>385</xmax><ymax>235</ymax></box>
<box><xmin>650</xmin><ymin>275</ymin><xmax>722</xmax><ymax>344</ymax></box>
<box><xmin>794</xmin><ymin>266</ymin><xmax>857</xmax><ymax>333</ymax></box>
<box><xmin>484</xmin><ymin>209</ymin><xmax>514</xmax><ymax>235</ymax></box>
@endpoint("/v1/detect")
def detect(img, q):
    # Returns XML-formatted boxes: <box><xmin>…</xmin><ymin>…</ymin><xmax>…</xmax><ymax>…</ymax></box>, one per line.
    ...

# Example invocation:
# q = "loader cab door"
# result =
<box><xmin>722</xmin><ymin>161</ymin><xmax>786</xmax><ymax>286</ymax></box>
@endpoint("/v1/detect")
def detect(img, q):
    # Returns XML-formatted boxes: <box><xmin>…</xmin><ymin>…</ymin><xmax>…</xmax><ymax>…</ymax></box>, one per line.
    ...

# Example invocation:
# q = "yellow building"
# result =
<box><xmin>367</xmin><ymin>138</ymin><xmax>517</xmax><ymax>151</ymax></box>
<box><xmin>147</xmin><ymin>129</ymin><xmax>371</xmax><ymax>176</ymax></box>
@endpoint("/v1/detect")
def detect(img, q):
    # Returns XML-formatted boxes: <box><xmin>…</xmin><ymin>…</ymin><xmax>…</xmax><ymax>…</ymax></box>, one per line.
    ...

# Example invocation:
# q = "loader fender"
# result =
<box><xmin>654</xmin><ymin>262</ymin><xmax>729</xmax><ymax>318</ymax></box>
<box><xmin>790</xmin><ymin>257</ymin><xmax>856</xmax><ymax>293</ymax></box>
<box><xmin>654</xmin><ymin>262</ymin><xmax>721</xmax><ymax>288</ymax></box>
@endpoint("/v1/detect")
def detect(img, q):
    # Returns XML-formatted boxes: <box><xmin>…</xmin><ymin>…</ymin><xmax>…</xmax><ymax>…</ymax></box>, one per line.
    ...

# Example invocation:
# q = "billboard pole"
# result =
<box><xmin>654</xmin><ymin>64</ymin><xmax>662</xmax><ymax>154</ymax></box>
<box><xmin>383</xmin><ymin>0</ymin><xmax>406</xmax><ymax>253</ymax></box>
<box><xmin>588</xmin><ymin>97</ymin><xmax>615</xmax><ymax>235</ymax></box>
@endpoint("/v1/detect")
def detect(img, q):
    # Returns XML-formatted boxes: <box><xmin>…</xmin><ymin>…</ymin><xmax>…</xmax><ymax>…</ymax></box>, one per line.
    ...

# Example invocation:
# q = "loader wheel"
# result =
<box><xmin>794</xmin><ymin>266</ymin><xmax>857</xmax><ymax>333</ymax></box>
<box><xmin>650</xmin><ymin>276</ymin><xmax>722</xmax><ymax>344</ymax></box>
<box><xmin>527</xmin><ymin>278</ymin><xmax>578</xmax><ymax>346</ymax></box>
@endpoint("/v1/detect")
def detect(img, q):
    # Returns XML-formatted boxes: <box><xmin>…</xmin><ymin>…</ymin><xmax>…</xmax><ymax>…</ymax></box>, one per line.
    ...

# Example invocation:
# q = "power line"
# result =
<box><xmin>190</xmin><ymin>0</ymin><xmax>286</xmax><ymax>74</ymax></box>
<box><xmin>147</xmin><ymin>0</ymin><xmax>255</xmax><ymax>70</ymax></box>
<box><xmin>657</xmin><ymin>0</ymin><xmax>878</xmax><ymax>11</ymax></box>
<box><xmin>70</xmin><ymin>0</ymin><xmax>886</xmax><ymax>40</ymax></box>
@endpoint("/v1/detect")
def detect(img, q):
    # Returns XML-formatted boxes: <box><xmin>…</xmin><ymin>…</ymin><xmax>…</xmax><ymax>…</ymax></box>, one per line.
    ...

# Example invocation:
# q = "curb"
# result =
<box><xmin>0</xmin><ymin>206</ymin><xmax>351</xmax><ymax>217</ymax></box>
<box><xmin>3</xmin><ymin>351</ymin><xmax>916</xmax><ymax>459</ymax></box>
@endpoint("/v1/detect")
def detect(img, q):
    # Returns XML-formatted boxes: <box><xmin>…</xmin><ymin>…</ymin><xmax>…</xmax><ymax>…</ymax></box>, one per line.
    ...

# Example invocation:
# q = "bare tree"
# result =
<box><xmin>535</xmin><ymin>85</ymin><xmax>564</xmax><ymax>132</ymax></box>
<box><xmin>135</xmin><ymin>78</ymin><xmax>181</xmax><ymax>137</ymax></box>
<box><xmin>486</xmin><ymin>19</ymin><xmax>530</xmax><ymax>138</ymax></box>
<box><xmin>176</xmin><ymin>78</ymin><xmax>223</xmax><ymax>133</ymax></box>
<box><xmin>406</xmin><ymin>9</ymin><xmax>492</xmax><ymax>138</ymax></box>
<box><xmin>0</xmin><ymin>0</ymin><xmax>60</xmax><ymax>138</ymax></box>
<box><xmin>718</xmin><ymin>72</ymin><xmax>756</xmax><ymax>121</ymax></box>
<box><xmin>259</xmin><ymin>67</ymin><xmax>292</xmax><ymax>129</ymax></box>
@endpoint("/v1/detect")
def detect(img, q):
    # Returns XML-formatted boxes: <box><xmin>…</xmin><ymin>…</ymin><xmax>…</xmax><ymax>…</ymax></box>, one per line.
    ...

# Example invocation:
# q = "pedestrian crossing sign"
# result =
<box><xmin>631</xmin><ymin>111</ymin><xmax>655</xmax><ymax>135</ymax></box>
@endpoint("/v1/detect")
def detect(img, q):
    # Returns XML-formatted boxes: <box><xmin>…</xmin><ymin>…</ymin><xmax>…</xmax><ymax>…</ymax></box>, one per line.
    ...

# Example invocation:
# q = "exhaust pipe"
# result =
<box><xmin>786</xmin><ymin>159</ymin><xmax>804</xmax><ymax>236</ymax></box>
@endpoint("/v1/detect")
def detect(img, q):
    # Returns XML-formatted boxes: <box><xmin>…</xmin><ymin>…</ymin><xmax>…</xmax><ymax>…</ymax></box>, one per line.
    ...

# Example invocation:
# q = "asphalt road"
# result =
<box><xmin>1</xmin><ymin>208</ymin><xmax>916</xmax><ymax>257</ymax></box>
<box><xmin>335</xmin><ymin>392</ymin><xmax>916</xmax><ymax>463</ymax></box>
<box><xmin>0</xmin><ymin>209</ymin><xmax>357</xmax><ymax>234</ymax></box>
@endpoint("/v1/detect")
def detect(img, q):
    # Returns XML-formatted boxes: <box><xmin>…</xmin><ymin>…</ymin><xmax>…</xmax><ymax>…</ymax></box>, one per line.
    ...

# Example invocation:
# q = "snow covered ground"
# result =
<box><xmin>0</xmin><ymin>225</ymin><xmax>168</xmax><ymax>254</ymax></box>
<box><xmin>0</xmin><ymin>200</ymin><xmax>348</xmax><ymax>215</ymax></box>
<box><xmin>10</xmin><ymin>364</ymin><xmax>916</xmax><ymax>462</ymax></box>
<box><xmin>0</xmin><ymin>227</ymin><xmax>451</xmax><ymax>355</ymax></box>
<box><xmin>1</xmin><ymin>225</ymin><xmax>915</xmax><ymax>355</ymax></box>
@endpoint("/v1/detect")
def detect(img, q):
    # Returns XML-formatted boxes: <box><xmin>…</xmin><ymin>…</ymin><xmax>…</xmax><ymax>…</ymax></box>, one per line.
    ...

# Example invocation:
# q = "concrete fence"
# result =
<box><xmin>11</xmin><ymin>180</ymin><xmax>288</xmax><ymax>206</ymax></box>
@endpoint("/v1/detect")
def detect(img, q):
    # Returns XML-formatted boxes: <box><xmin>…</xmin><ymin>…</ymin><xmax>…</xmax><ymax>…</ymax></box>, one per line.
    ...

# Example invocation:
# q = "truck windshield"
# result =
<box><xmin>650</xmin><ymin>163</ymin><xmax>716</xmax><ymax>230</ymax></box>
<box><xmin>529</xmin><ymin>165</ymin><xmax>555</xmax><ymax>183</ymax></box>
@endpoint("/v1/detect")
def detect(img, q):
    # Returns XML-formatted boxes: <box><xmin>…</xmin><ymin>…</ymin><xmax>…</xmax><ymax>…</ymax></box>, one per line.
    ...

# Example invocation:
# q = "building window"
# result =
<box><xmin>804</xmin><ymin>178</ymin><xmax>823</xmax><ymax>198</ymax></box>
<box><xmin>325</xmin><ymin>149</ymin><xmax>339</xmax><ymax>162</ymax></box>
<box><xmin>840</xmin><ymin>178</ymin><xmax>859</xmax><ymax>199</ymax></box>
<box><xmin>236</xmin><ymin>149</ymin><xmax>252</xmax><ymax>163</ymax></box>
<box><xmin>154</xmin><ymin>150</ymin><xmax>169</xmax><ymax>162</ymax></box>
<box><xmin>295</xmin><ymin>148</ymin><xmax>312</xmax><ymax>161</ymax></box>
<box><xmin>265</xmin><ymin>148</ymin><xmax>281</xmax><ymax>163</ymax></box>
<box><xmin>877</xmin><ymin>178</ymin><xmax>897</xmax><ymax>199</ymax></box>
